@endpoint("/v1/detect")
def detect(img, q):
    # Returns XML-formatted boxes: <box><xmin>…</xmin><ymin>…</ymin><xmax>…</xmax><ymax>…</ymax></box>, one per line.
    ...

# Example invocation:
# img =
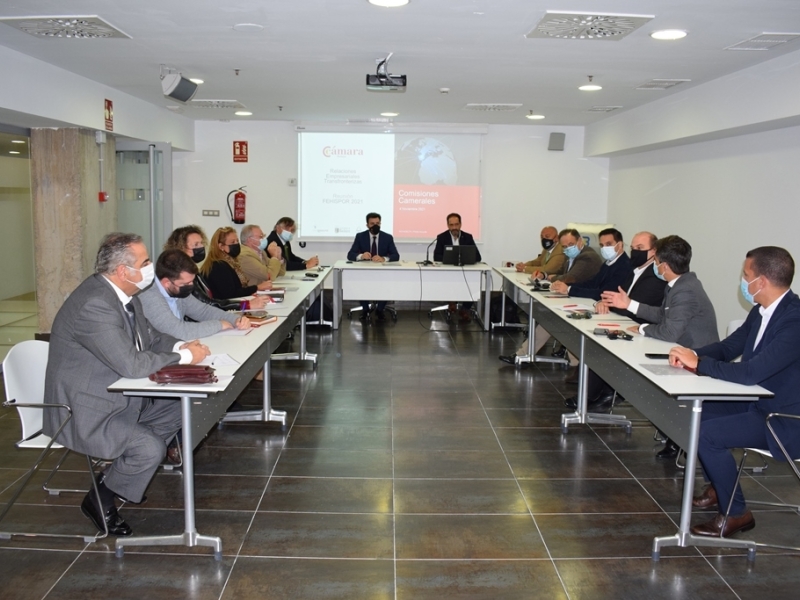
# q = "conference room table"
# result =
<box><xmin>494</xmin><ymin>267</ymin><xmax>773</xmax><ymax>560</ymax></box>
<box><xmin>107</xmin><ymin>268</ymin><xmax>330</xmax><ymax>559</ymax></box>
<box><xmin>331</xmin><ymin>259</ymin><xmax>494</xmax><ymax>330</ymax></box>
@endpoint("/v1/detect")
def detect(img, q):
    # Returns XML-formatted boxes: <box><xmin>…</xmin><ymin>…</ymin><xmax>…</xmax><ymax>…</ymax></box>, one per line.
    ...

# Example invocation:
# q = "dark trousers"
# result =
<box><xmin>698</xmin><ymin>402</ymin><xmax>768</xmax><ymax>516</ymax></box>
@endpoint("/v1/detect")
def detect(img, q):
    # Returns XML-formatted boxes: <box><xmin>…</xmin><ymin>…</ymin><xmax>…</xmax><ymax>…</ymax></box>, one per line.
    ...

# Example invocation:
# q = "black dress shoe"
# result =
<box><xmin>81</xmin><ymin>493</ymin><xmax>132</xmax><ymax>536</ymax></box>
<box><xmin>375</xmin><ymin>310</ymin><xmax>386</xmax><ymax>322</ymax></box>
<box><xmin>656</xmin><ymin>439</ymin><xmax>680</xmax><ymax>460</ymax></box>
<box><xmin>499</xmin><ymin>354</ymin><xmax>517</xmax><ymax>365</ymax></box>
<box><xmin>690</xmin><ymin>511</ymin><xmax>755</xmax><ymax>538</ymax></box>
<box><xmin>587</xmin><ymin>392</ymin><xmax>615</xmax><ymax>412</ymax></box>
<box><xmin>552</xmin><ymin>347</ymin><xmax>567</xmax><ymax>358</ymax></box>
<box><xmin>564</xmin><ymin>395</ymin><xmax>578</xmax><ymax>409</ymax></box>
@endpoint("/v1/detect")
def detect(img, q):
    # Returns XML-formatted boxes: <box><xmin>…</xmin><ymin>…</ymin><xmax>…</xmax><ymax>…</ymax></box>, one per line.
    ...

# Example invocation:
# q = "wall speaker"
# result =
<box><xmin>161</xmin><ymin>74</ymin><xmax>198</xmax><ymax>102</ymax></box>
<box><xmin>548</xmin><ymin>132</ymin><xmax>566</xmax><ymax>151</ymax></box>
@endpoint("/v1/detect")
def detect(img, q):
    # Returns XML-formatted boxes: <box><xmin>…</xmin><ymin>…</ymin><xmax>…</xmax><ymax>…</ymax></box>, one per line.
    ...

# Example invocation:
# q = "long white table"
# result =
<box><xmin>331</xmin><ymin>260</ymin><xmax>493</xmax><ymax>330</ymax></box>
<box><xmin>107</xmin><ymin>269</ymin><xmax>329</xmax><ymax>559</ymax></box>
<box><xmin>494</xmin><ymin>267</ymin><xmax>773</xmax><ymax>561</ymax></box>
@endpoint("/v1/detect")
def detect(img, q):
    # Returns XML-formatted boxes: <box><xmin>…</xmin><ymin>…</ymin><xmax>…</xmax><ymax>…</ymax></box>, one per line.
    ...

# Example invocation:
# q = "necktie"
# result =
<box><xmin>371</xmin><ymin>236</ymin><xmax>377</xmax><ymax>256</ymax></box>
<box><xmin>124</xmin><ymin>302</ymin><xmax>143</xmax><ymax>351</ymax></box>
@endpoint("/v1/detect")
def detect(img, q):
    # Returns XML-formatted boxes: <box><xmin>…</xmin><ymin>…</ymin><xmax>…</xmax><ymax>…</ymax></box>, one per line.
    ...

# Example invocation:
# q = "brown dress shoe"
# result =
<box><xmin>692</xmin><ymin>484</ymin><xmax>718</xmax><ymax>509</ymax></box>
<box><xmin>458</xmin><ymin>308</ymin><xmax>472</xmax><ymax>323</ymax></box>
<box><xmin>690</xmin><ymin>511</ymin><xmax>755</xmax><ymax>538</ymax></box>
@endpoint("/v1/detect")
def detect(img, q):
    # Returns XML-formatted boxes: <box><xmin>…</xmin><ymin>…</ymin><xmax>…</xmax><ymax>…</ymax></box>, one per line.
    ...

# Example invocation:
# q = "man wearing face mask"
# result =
<box><xmin>347</xmin><ymin>212</ymin><xmax>400</xmax><ymax>321</ymax></box>
<box><xmin>239</xmin><ymin>223</ymin><xmax>286</xmax><ymax>285</ymax></box>
<box><xmin>42</xmin><ymin>233</ymin><xmax>210</xmax><ymax>537</ymax></box>
<box><xmin>669</xmin><ymin>246</ymin><xmax>800</xmax><ymax>538</ymax></box>
<box><xmin>516</xmin><ymin>226</ymin><xmax>566</xmax><ymax>277</ymax></box>
<box><xmin>267</xmin><ymin>217</ymin><xmax>319</xmax><ymax>271</ymax></box>
<box><xmin>139</xmin><ymin>249</ymin><xmax>250</xmax><ymax>339</ymax></box>
<box><xmin>550</xmin><ymin>228</ymin><xmax>631</xmax><ymax>299</ymax></box>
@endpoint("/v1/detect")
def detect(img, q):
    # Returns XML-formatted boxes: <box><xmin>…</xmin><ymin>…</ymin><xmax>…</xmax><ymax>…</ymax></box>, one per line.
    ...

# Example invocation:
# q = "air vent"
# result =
<box><xmin>0</xmin><ymin>15</ymin><xmax>130</xmax><ymax>39</ymax></box>
<box><xmin>587</xmin><ymin>106</ymin><xmax>622</xmax><ymax>113</ymax></box>
<box><xmin>463</xmin><ymin>103</ymin><xmax>522</xmax><ymax>112</ymax></box>
<box><xmin>189</xmin><ymin>100</ymin><xmax>247</xmax><ymax>109</ymax></box>
<box><xmin>636</xmin><ymin>79</ymin><xmax>691</xmax><ymax>90</ymax></box>
<box><xmin>527</xmin><ymin>11</ymin><xmax>653</xmax><ymax>41</ymax></box>
<box><xmin>347</xmin><ymin>118</ymin><xmax>392</xmax><ymax>124</ymax></box>
<box><xmin>725</xmin><ymin>33</ymin><xmax>800</xmax><ymax>51</ymax></box>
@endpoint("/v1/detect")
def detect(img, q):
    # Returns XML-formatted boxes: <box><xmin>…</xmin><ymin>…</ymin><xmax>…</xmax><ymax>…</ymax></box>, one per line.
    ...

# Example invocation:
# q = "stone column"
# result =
<box><xmin>30</xmin><ymin>128</ymin><xmax>116</xmax><ymax>331</ymax></box>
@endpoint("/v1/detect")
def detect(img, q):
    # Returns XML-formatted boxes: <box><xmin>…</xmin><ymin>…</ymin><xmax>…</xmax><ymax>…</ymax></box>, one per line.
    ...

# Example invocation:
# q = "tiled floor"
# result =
<box><xmin>1</xmin><ymin>310</ymin><xmax>800</xmax><ymax>599</ymax></box>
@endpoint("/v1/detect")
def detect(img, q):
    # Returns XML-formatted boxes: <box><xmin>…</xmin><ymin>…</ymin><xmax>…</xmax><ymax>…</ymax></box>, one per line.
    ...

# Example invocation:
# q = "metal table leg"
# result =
<box><xmin>332</xmin><ymin>268</ymin><xmax>342</xmax><ymax>330</ymax></box>
<box><xmin>222</xmin><ymin>357</ymin><xmax>287</xmax><ymax>426</ymax></box>
<box><xmin>116</xmin><ymin>395</ymin><xmax>222</xmax><ymax>560</ymax></box>
<box><xmin>481</xmin><ymin>270</ymin><xmax>493</xmax><ymax>331</ymax></box>
<box><xmin>272</xmin><ymin>311</ymin><xmax>318</xmax><ymax>364</ymax></box>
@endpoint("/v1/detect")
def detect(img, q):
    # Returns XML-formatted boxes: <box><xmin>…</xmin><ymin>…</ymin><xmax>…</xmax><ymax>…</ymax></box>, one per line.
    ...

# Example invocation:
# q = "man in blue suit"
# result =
<box><xmin>670</xmin><ymin>246</ymin><xmax>800</xmax><ymax>538</ymax></box>
<box><xmin>347</xmin><ymin>212</ymin><xmax>400</xmax><ymax>321</ymax></box>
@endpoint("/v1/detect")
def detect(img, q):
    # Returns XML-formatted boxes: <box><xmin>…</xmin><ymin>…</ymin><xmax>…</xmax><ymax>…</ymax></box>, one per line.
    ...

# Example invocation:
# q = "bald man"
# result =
<box><xmin>515</xmin><ymin>226</ymin><xmax>566</xmax><ymax>277</ymax></box>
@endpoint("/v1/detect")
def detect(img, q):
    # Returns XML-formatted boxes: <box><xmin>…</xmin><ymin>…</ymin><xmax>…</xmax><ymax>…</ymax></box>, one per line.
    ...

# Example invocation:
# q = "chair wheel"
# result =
<box><xmin>392</xmin><ymin>313</ymin><xmax>398</xmax><ymax>322</ymax></box>
<box><xmin>427</xmin><ymin>311</ymin><xmax>433</xmax><ymax>318</ymax></box>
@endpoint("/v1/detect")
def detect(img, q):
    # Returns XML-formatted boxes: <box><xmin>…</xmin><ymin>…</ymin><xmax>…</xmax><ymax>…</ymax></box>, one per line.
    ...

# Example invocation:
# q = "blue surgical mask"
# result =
<box><xmin>563</xmin><ymin>245</ymin><xmax>580</xmax><ymax>259</ymax></box>
<box><xmin>653</xmin><ymin>261</ymin><xmax>666</xmax><ymax>281</ymax></box>
<box><xmin>740</xmin><ymin>276</ymin><xmax>760</xmax><ymax>305</ymax></box>
<box><xmin>280</xmin><ymin>229</ymin><xmax>293</xmax><ymax>243</ymax></box>
<box><xmin>600</xmin><ymin>246</ymin><xmax>618</xmax><ymax>261</ymax></box>
<box><xmin>258</xmin><ymin>237</ymin><xmax>268</xmax><ymax>251</ymax></box>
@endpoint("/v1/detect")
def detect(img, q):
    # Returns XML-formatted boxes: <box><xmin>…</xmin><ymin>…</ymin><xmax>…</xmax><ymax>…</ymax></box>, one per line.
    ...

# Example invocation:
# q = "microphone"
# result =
<box><xmin>419</xmin><ymin>238</ymin><xmax>436</xmax><ymax>266</ymax></box>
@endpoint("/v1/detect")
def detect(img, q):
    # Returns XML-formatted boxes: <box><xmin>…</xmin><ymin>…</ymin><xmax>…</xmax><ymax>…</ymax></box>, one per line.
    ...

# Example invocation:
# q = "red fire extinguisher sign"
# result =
<box><xmin>233</xmin><ymin>141</ymin><xmax>248</xmax><ymax>163</ymax></box>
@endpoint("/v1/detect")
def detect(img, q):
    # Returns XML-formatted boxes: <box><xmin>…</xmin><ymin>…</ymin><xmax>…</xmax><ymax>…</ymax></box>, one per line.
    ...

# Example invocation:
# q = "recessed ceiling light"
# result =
<box><xmin>189</xmin><ymin>78</ymin><xmax>204</xmax><ymax>85</ymax></box>
<box><xmin>526</xmin><ymin>112</ymin><xmax>545</xmax><ymax>120</ymax></box>
<box><xmin>368</xmin><ymin>0</ymin><xmax>409</xmax><ymax>7</ymax></box>
<box><xmin>381</xmin><ymin>112</ymin><xmax>399</xmax><ymax>117</ymax></box>
<box><xmin>234</xmin><ymin>111</ymin><xmax>253</xmax><ymax>116</ymax></box>
<box><xmin>11</xmin><ymin>140</ymin><xmax>26</xmax><ymax>144</ymax></box>
<box><xmin>9</xmin><ymin>151</ymin><xmax>20</xmax><ymax>155</ymax></box>
<box><xmin>651</xmin><ymin>29</ymin><xmax>687</xmax><ymax>41</ymax></box>
<box><xmin>233</xmin><ymin>23</ymin><xmax>264</xmax><ymax>32</ymax></box>
<box><xmin>579</xmin><ymin>75</ymin><xmax>602</xmax><ymax>91</ymax></box>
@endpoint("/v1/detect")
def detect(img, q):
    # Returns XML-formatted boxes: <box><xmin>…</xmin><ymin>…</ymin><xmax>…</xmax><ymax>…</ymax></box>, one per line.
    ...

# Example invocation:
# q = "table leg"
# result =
<box><xmin>222</xmin><ymin>357</ymin><xmax>287</xmax><ymax>427</ymax></box>
<box><xmin>272</xmin><ymin>308</ymin><xmax>318</xmax><ymax>365</ymax></box>
<box><xmin>332</xmin><ymin>268</ymin><xmax>342</xmax><ymax>330</ymax></box>
<box><xmin>116</xmin><ymin>395</ymin><xmax>222</xmax><ymax>560</ymax></box>
<box><xmin>481</xmin><ymin>270</ymin><xmax>492</xmax><ymax>331</ymax></box>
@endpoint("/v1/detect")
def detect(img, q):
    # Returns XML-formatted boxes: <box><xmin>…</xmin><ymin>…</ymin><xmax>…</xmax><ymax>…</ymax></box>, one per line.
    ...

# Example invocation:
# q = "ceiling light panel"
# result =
<box><xmin>587</xmin><ymin>106</ymin><xmax>622</xmax><ymax>112</ymax></box>
<box><xmin>636</xmin><ymin>79</ymin><xmax>691</xmax><ymax>90</ymax></box>
<box><xmin>463</xmin><ymin>103</ymin><xmax>522</xmax><ymax>112</ymax></box>
<box><xmin>527</xmin><ymin>11</ymin><xmax>654</xmax><ymax>41</ymax></box>
<box><xmin>0</xmin><ymin>15</ymin><xmax>130</xmax><ymax>39</ymax></box>
<box><xmin>725</xmin><ymin>33</ymin><xmax>800</xmax><ymax>51</ymax></box>
<box><xmin>190</xmin><ymin>100</ymin><xmax>247</xmax><ymax>109</ymax></box>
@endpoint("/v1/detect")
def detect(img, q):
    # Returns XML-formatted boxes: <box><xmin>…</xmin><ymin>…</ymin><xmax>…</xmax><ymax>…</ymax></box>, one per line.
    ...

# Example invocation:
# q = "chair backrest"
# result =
<box><xmin>2</xmin><ymin>340</ymin><xmax>50</xmax><ymax>442</ymax></box>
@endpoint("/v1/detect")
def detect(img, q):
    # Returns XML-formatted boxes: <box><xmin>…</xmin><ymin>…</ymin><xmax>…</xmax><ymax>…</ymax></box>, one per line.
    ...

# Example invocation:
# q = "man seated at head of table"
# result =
<box><xmin>267</xmin><ymin>217</ymin><xmax>319</xmax><ymax>271</ymax></box>
<box><xmin>499</xmin><ymin>228</ymin><xmax>603</xmax><ymax>366</ymax></box>
<box><xmin>346</xmin><ymin>212</ymin><xmax>400</xmax><ymax>322</ymax></box>
<box><xmin>514</xmin><ymin>226</ymin><xmax>565</xmax><ymax>277</ymax></box>
<box><xmin>43</xmin><ymin>233</ymin><xmax>210</xmax><ymax>537</ymax></box>
<box><xmin>432</xmin><ymin>212</ymin><xmax>482</xmax><ymax>323</ymax></box>
<box><xmin>239</xmin><ymin>223</ymin><xmax>285</xmax><ymax>285</ymax></box>
<box><xmin>668</xmin><ymin>246</ymin><xmax>800</xmax><ymax>538</ymax></box>
<box><xmin>139</xmin><ymin>249</ymin><xmax>250</xmax><ymax>339</ymax></box>
<box><xmin>565</xmin><ymin>231</ymin><xmax>668</xmax><ymax>411</ymax></box>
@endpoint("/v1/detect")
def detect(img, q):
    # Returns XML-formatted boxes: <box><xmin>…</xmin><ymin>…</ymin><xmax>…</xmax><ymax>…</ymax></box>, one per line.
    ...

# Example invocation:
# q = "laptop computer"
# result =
<box><xmin>442</xmin><ymin>245</ymin><xmax>478</xmax><ymax>266</ymax></box>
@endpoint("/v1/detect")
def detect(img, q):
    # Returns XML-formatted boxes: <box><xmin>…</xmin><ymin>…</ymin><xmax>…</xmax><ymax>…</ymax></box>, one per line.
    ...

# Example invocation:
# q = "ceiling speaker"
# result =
<box><xmin>161</xmin><ymin>74</ymin><xmax>198</xmax><ymax>102</ymax></box>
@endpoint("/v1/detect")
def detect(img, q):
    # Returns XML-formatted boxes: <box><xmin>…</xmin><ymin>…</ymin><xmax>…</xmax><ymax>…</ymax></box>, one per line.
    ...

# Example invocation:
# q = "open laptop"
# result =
<box><xmin>442</xmin><ymin>245</ymin><xmax>478</xmax><ymax>266</ymax></box>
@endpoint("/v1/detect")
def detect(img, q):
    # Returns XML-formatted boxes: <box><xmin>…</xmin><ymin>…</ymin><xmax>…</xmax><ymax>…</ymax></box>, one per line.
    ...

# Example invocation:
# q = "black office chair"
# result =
<box><xmin>348</xmin><ymin>303</ymin><xmax>398</xmax><ymax>323</ymax></box>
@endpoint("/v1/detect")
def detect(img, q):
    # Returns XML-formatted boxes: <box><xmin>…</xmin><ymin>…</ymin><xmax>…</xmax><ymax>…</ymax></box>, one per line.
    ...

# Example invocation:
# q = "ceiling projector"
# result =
<box><xmin>366</xmin><ymin>53</ymin><xmax>406</xmax><ymax>92</ymax></box>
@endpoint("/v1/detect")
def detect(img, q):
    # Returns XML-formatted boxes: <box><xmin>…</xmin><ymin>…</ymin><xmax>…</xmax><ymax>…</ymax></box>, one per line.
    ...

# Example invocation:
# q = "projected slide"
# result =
<box><xmin>299</xmin><ymin>131</ymin><xmax>482</xmax><ymax>240</ymax></box>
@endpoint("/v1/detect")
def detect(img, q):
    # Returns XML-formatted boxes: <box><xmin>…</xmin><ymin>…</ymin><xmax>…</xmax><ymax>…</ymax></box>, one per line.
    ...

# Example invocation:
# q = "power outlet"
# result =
<box><xmin>288</xmin><ymin>178</ymin><xmax>297</xmax><ymax>187</ymax></box>
<box><xmin>202</xmin><ymin>209</ymin><xmax>220</xmax><ymax>217</ymax></box>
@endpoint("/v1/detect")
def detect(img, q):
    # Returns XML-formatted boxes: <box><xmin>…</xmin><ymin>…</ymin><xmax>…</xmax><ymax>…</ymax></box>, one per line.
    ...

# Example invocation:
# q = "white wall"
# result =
<box><xmin>173</xmin><ymin>121</ymin><xmax>609</xmax><ymax>288</ymax></box>
<box><xmin>607</xmin><ymin>124</ymin><xmax>800</xmax><ymax>334</ymax></box>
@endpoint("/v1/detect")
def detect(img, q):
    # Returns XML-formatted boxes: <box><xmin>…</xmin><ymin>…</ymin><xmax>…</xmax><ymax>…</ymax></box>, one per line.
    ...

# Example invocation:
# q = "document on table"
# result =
<box><xmin>641</xmin><ymin>364</ymin><xmax>695</xmax><ymax>377</ymax></box>
<box><xmin>199</xmin><ymin>354</ymin><xmax>240</xmax><ymax>367</ymax></box>
<box><xmin>215</xmin><ymin>327</ymin><xmax>253</xmax><ymax>336</ymax></box>
<box><xmin>559</xmin><ymin>304</ymin><xmax>595</xmax><ymax>313</ymax></box>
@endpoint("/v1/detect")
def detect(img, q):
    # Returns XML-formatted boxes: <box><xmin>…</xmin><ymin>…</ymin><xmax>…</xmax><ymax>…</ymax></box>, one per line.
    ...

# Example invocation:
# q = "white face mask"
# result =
<box><xmin>126</xmin><ymin>263</ymin><xmax>155</xmax><ymax>291</ymax></box>
<box><xmin>280</xmin><ymin>229</ymin><xmax>293</xmax><ymax>243</ymax></box>
<box><xmin>600</xmin><ymin>245</ymin><xmax>618</xmax><ymax>261</ymax></box>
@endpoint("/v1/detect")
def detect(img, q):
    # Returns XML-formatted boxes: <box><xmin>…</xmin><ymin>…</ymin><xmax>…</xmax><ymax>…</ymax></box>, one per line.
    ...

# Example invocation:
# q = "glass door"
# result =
<box><xmin>116</xmin><ymin>141</ymin><xmax>172</xmax><ymax>255</ymax></box>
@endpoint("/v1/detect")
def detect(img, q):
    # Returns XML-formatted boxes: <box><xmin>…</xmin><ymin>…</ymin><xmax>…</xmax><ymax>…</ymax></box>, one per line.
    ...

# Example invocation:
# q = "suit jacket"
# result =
<box><xmin>611</xmin><ymin>263</ymin><xmax>668</xmax><ymax>323</ymax></box>
<box><xmin>238</xmin><ymin>244</ymin><xmax>285</xmax><ymax>285</ymax></box>
<box><xmin>267</xmin><ymin>230</ymin><xmax>306</xmax><ymax>271</ymax></box>
<box><xmin>569</xmin><ymin>252</ymin><xmax>632</xmax><ymax>301</ymax></box>
<box><xmin>551</xmin><ymin>245</ymin><xmax>603</xmax><ymax>285</ymax></box>
<box><xmin>432</xmin><ymin>230</ymin><xmax>481</xmax><ymax>262</ymax></box>
<box><xmin>637</xmin><ymin>271</ymin><xmax>719</xmax><ymax>347</ymax></box>
<box><xmin>347</xmin><ymin>230</ymin><xmax>400</xmax><ymax>262</ymax></box>
<box><xmin>523</xmin><ymin>243</ymin><xmax>566</xmax><ymax>275</ymax></box>
<box><xmin>694</xmin><ymin>291</ymin><xmax>800</xmax><ymax>459</ymax></box>
<box><xmin>139</xmin><ymin>278</ymin><xmax>239</xmax><ymax>340</ymax></box>
<box><xmin>43</xmin><ymin>274</ymin><xmax>180</xmax><ymax>459</ymax></box>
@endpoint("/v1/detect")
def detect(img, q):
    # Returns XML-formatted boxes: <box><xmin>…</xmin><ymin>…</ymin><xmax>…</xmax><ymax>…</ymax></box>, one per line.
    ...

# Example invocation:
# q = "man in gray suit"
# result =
<box><xmin>139</xmin><ymin>249</ymin><xmax>251</xmax><ymax>339</ymax></box>
<box><xmin>43</xmin><ymin>233</ymin><xmax>210</xmax><ymax>536</ymax></box>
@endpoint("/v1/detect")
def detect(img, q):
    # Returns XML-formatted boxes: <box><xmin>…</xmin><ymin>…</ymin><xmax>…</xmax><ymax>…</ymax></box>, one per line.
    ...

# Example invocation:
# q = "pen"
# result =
<box><xmin>563</xmin><ymin>304</ymin><xmax>577</xmax><ymax>308</ymax></box>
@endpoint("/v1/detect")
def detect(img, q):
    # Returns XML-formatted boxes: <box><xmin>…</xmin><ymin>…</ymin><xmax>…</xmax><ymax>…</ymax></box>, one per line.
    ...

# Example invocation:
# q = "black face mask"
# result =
<box><xmin>369</xmin><ymin>224</ymin><xmax>381</xmax><ymax>235</ymax></box>
<box><xmin>191</xmin><ymin>247</ymin><xmax>206</xmax><ymax>263</ymax></box>
<box><xmin>630</xmin><ymin>249</ymin><xmax>650</xmax><ymax>269</ymax></box>
<box><xmin>541</xmin><ymin>238</ymin><xmax>555</xmax><ymax>250</ymax></box>
<box><xmin>227</xmin><ymin>243</ymin><xmax>241</xmax><ymax>258</ymax></box>
<box><xmin>170</xmin><ymin>283</ymin><xmax>195</xmax><ymax>299</ymax></box>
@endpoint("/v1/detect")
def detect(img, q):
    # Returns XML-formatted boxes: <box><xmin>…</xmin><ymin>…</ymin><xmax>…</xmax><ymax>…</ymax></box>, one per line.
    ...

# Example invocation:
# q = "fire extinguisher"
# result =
<box><xmin>227</xmin><ymin>187</ymin><xmax>246</xmax><ymax>224</ymax></box>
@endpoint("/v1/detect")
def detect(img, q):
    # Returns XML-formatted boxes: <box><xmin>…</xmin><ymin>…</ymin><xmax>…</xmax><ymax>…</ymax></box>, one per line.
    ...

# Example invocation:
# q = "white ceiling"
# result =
<box><xmin>1</xmin><ymin>0</ymin><xmax>800</xmax><ymax>126</ymax></box>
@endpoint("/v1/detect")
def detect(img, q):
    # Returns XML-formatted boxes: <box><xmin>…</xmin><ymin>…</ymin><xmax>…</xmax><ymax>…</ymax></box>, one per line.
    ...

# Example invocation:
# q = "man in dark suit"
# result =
<box><xmin>43</xmin><ymin>233</ymin><xmax>210</xmax><ymax>536</ymax></box>
<box><xmin>346</xmin><ymin>212</ymin><xmax>400</xmax><ymax>321</ymax></box>
<box><xmin>266</xmin><ymin>216</ymin><xmax>319</xmax><ymax>271</ymax></box>
<box><xmin>670</xmin><ymin>246</ymin><xmax>800</xmax><ymax>538</ymax></box>
<box><xmin>432</xmin><ymin>212</ymin><xmax>481</xmax><ymax>322</ymax></box>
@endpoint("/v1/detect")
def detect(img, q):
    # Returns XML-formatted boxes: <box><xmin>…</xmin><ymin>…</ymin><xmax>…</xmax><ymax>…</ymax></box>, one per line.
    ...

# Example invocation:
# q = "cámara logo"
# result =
<box><xmin>322</xmin><ymin>146</ymin><xmax>364</xmax><ymax>157</ymax></box>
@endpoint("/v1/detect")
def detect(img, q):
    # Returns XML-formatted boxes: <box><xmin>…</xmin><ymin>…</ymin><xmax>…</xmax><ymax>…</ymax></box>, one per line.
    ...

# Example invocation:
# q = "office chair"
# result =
<box><xmin>347</xmin><ymin>303</ymin><xmax>398</xmax><ymax>323</ymax></box>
